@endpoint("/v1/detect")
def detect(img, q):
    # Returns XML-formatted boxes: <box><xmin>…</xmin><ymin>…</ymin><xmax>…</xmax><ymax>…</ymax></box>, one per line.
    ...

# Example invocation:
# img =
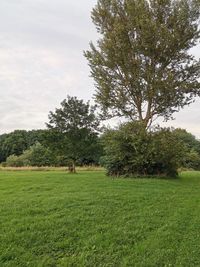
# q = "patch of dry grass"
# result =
<box><xmin>0</xmin><ymin>166</ymin><xmax>104</xmax><ymax>172</ymax></box>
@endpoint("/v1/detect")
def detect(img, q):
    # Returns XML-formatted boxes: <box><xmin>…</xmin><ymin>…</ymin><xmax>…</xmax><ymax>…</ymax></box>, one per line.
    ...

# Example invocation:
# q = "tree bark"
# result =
<box><xmin>68</xmin><ymin>160</ymin><xmax>76</xmax><ymax>173</ymax></box>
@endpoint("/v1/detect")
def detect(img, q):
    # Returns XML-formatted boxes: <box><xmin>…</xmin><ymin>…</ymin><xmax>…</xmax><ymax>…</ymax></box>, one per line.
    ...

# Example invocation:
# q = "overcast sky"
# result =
<box><xmin>0</xmin><ymin>0</ymin><xmax>199</xmax><ymax>137</ymax></box>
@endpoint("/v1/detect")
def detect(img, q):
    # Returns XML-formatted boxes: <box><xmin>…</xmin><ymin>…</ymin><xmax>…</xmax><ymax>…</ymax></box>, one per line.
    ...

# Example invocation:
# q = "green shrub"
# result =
<box><xmin>5</xmin><ymin>142</ymin><xmax>55</xmax><ymax>167</ymax></box>
<box><xmin>27</xmin><ymin>142</ymin><xmax>55</xmax><ymax>167</ymax></box>
<box><xmin>6</xmin><ymin>155</ymin><xmax>26</xmax><ymax>167</ymax></box>
<box><xmin>101</xmin><ymin>123</ymin><xmax>185</xmax><ymax>178</ymax></box>
<box><xmin>173</xmin><ymin>129</ymin><xmax>200</xmax><ymax>170</ymax></box>
<box><xmin>182</xmin><ymin>150</ymin><xmax>200</xmax><ymax>170</ymax></box>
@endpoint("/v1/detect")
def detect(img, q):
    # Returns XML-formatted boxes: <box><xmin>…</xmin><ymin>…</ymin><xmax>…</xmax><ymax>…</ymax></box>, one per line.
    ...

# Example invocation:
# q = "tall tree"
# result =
<box><xmin>85</xmin><ymin>0</ymin><xmax>200</xmax><ymax>128</ymax></box>
<box><xmin>46</xmin><ymin>96</ymin><xmax>100</xmax><ymax>172</ymax></box>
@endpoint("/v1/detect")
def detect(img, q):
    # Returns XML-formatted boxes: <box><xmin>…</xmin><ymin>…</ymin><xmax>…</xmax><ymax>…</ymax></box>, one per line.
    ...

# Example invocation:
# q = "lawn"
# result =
<box><xmin>0</xmin><ymin>171</ymin><xmax>200</xmax><ymax>266</ymax></box>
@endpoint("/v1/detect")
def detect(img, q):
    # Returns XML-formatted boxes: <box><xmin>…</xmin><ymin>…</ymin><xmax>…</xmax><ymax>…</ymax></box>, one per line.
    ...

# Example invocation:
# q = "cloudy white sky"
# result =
<box><xmin>0</xmin><ymin>0</ymin><xmax>199</xmax><ymax>137</ymax></box>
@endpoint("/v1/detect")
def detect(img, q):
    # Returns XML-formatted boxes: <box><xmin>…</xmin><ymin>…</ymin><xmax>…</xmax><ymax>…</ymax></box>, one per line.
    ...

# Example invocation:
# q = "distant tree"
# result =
<box><xmin>0</xmin><ymin>134</ymin><xmax>8</xmax><ymax>162</ymax></box>
<box><xmin>85</xmin><ymin>0</ymin><xmax>200</xmax><ymax>128</ymax></box>
<box><xmin>26</xmin><ymin>129</ymin><xmax>48</xmax><ymax>148</ymax></box>
<box><xmin>173</xmin><ymin>128</ymin><xmax>200</xmax><ymax>170</ymax></box>
<box><xmin>173</xmin><ymin>128</ymin><xmax>200</xmax><ymax>153</ymax></box>
<box><xmin>183</xmin><ymin>150</ymin><xmax>200</xmax><ymax>170</ymax></box>
<box><xmin>46</xmin><ymin>96</ymin><xmax>101</xmax><ymax>172</ymax></box>
<box><xmin>1</xmin><ymin>130</ymin><xmax>28</xmax><ymax>159</ymax></box>
<box><xmin>5</xmin><ymin>142</ymin><xmax>55</xmax><ymax>167</ymax></box>
<box><xmin>0</xmin><ymin>129</ymin><xmax>48</xmax><ymax>163</ymax></box>
<box><xmin>27</xmin><ymin>142</ymin><xmax>55</xmax><ymax>167</ymax></box>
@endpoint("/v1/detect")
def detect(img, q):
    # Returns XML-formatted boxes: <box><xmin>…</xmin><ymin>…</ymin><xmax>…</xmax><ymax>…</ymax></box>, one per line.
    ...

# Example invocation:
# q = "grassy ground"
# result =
<box><xmin>0</xmin><ymin>171</ymin><xmax>200</xmax><ymax>267</ymax></box>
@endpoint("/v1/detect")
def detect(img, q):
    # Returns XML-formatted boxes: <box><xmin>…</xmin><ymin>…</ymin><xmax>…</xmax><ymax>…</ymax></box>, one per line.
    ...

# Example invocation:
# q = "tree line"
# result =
<box><xmin>0</xmin><ymin>97</ymin><xmax>103</xmax><ymax>169</ymax></box>
<box><xmin>0</xmin><ymin>96</ymin><xmax>200</xmax><ymax>175</ymax></box>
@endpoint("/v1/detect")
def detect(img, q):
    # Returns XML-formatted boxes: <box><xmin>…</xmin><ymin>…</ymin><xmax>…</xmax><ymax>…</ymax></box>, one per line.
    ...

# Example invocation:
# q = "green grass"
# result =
<box><xmin>1</xmin><ymin>171</ymin><xmax>200</xmax><ymax>266</ymax></box>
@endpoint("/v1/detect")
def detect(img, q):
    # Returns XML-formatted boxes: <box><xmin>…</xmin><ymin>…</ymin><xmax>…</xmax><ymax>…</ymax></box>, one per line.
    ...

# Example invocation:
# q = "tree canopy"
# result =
<box><xmin>85</xmin><ymin>0</ymin><xmax>200</xmax><ymax>128</ymax></box>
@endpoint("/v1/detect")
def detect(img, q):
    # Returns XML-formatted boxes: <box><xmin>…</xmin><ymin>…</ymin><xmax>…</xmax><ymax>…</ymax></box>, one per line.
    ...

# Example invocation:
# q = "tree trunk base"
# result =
<box><xmin>68</xmin><ymin>165</ymin><xmax>76</xmax><ymax>173</ymax></box>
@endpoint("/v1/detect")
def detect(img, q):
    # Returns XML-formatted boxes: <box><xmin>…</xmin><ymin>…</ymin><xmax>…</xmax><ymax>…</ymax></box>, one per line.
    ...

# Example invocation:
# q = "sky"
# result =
<box><xmin>0</xmin><ymin>0</ymin><xmax>199</xmax><ymax>137</ymax></box>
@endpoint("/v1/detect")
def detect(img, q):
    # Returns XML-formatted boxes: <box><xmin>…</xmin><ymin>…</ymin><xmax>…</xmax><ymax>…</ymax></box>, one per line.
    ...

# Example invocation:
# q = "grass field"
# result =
<box><xmin>1</xmin><ymin>171</ymin><xmax>200</xmax><ymax>266</ymax></box>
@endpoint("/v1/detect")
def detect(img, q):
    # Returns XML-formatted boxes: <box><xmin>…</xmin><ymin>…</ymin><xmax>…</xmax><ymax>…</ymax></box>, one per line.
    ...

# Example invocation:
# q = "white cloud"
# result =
<box><xmin>0</xmin><ymin>41</ymin><xmax>93</xmax><ymax>133</ymax></box>
<box><xmin>0</xmin><ymin>0</ymin><xmax>199</xmax><ymax>138</ymax></box>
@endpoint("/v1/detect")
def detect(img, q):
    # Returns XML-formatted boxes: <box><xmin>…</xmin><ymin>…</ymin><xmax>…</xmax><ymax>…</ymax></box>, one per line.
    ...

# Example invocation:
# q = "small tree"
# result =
<box><xmin>85</xmin><ymin>0</ymin><xmax>200</xmax><ymax>128</ymax></box>
<box><xmin>27</xmin><ymin>142</ymin><xmax>55</xmax><ymax>167</ymax></box>
<box><xmin>46</xmin><ymin>96</ymin><xmax>100</xmax><ymax>173</ymax></box>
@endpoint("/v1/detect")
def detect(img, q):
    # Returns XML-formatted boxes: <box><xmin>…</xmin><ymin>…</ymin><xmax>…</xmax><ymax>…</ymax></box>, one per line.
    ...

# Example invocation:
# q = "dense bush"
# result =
<box><xmin>173</xmin><ymin>129</ymin><xmax>200</xmax><ymax>170</ymax></box>
<box><xmin>5</xmin><ymin>142</ymin><xmax>55</xmax><ymax>167</ymax></box>
<box><xmin>0</xmin><ymin>130</ymin><xmax>47</xmax><ymax>163</ymax></box>
<box><xmin>182</xmin><ymin>150</ymin><xmax>200</xmax><ymax>170</ymax></box>
<box><xmin>5</xmin><ymin>155</ymin><xmax>26</xmax><ymax>167</ymax></box>
<box><xmin>101</xmin><ymin>123</ymin><xmax>185</xmax><ymax>178</ymax></box>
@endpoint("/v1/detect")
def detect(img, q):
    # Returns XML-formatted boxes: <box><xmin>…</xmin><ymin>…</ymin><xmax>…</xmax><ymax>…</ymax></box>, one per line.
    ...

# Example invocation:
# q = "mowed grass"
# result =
<box><xmin>1</xmin><ymin>171</ymin><xmax>200</xmax><ymax>266</ymax></box>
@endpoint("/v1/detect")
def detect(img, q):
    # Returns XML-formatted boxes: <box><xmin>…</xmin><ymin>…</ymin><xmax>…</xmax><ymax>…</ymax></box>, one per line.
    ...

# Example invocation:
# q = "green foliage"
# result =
<box><xmin>0</xmin><ymin>129</ymin><xmax>48</xmax><ymax>163</ymax></box>
<box><xmin>5</xmin><ymin>143</ymin><xmax>55</xmax><ymax>167</ymax></box>
<box><xmin>173</xmin><ymin>128</ymin><xmax>200</xmax><ymax>170</ymax></box>
<box><xmin>1</xmin><ymin>171</ymin><xmax>200</xmax><ymax>266</ymax></box>
<box><xmin>5</xmin><ymin>154</ymin><xmax>26</xmax><ymax>167</ymax></box>
<box><xmin>183</xmin><ymin>150</ymin><xmax>200</xmax><ymax>170</ymax></box>
<box><xmin>101</xmin><ymin>123</ymin><xmax>185</xmax><ymax>177</ymax></box>
<box><xmin>0</xmin><ymin>134</ymin><xmax>9</xmax><ymax>162</ymax></box>
<box><xmin>85</xmin><ymin>0</ymin><xmax>200</xmax><ymax>127</ymax></box>
<box><xmin>174</xmin><ymin>128</ymin><xmax>200</xmax><ymax>153</ymax></box>
<box><xmin>0</xmin><ymin>130</ymin><xmax>28</xmax><ymax>161</ymax></box>
<box><xmin>27</xmin><ymin>142</ymin><xmax>55</xmax><ymax>167</ymax></box>
<box><xmin>46</xmin><ymin>96</ymin><xmax>102</xmax><ymax>171</ymax></box>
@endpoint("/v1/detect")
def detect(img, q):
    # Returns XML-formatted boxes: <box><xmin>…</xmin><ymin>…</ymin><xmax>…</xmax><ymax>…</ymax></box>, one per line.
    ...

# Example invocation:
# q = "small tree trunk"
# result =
<box><xmin>72</xmin><ymin>161</ymin><xmax>76</xmax><ymax>173</ymax></box>
<box><xmin>68</xmin><ymin>160</ymin><xmax>76</xmax><ymax>173</ymax></box>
